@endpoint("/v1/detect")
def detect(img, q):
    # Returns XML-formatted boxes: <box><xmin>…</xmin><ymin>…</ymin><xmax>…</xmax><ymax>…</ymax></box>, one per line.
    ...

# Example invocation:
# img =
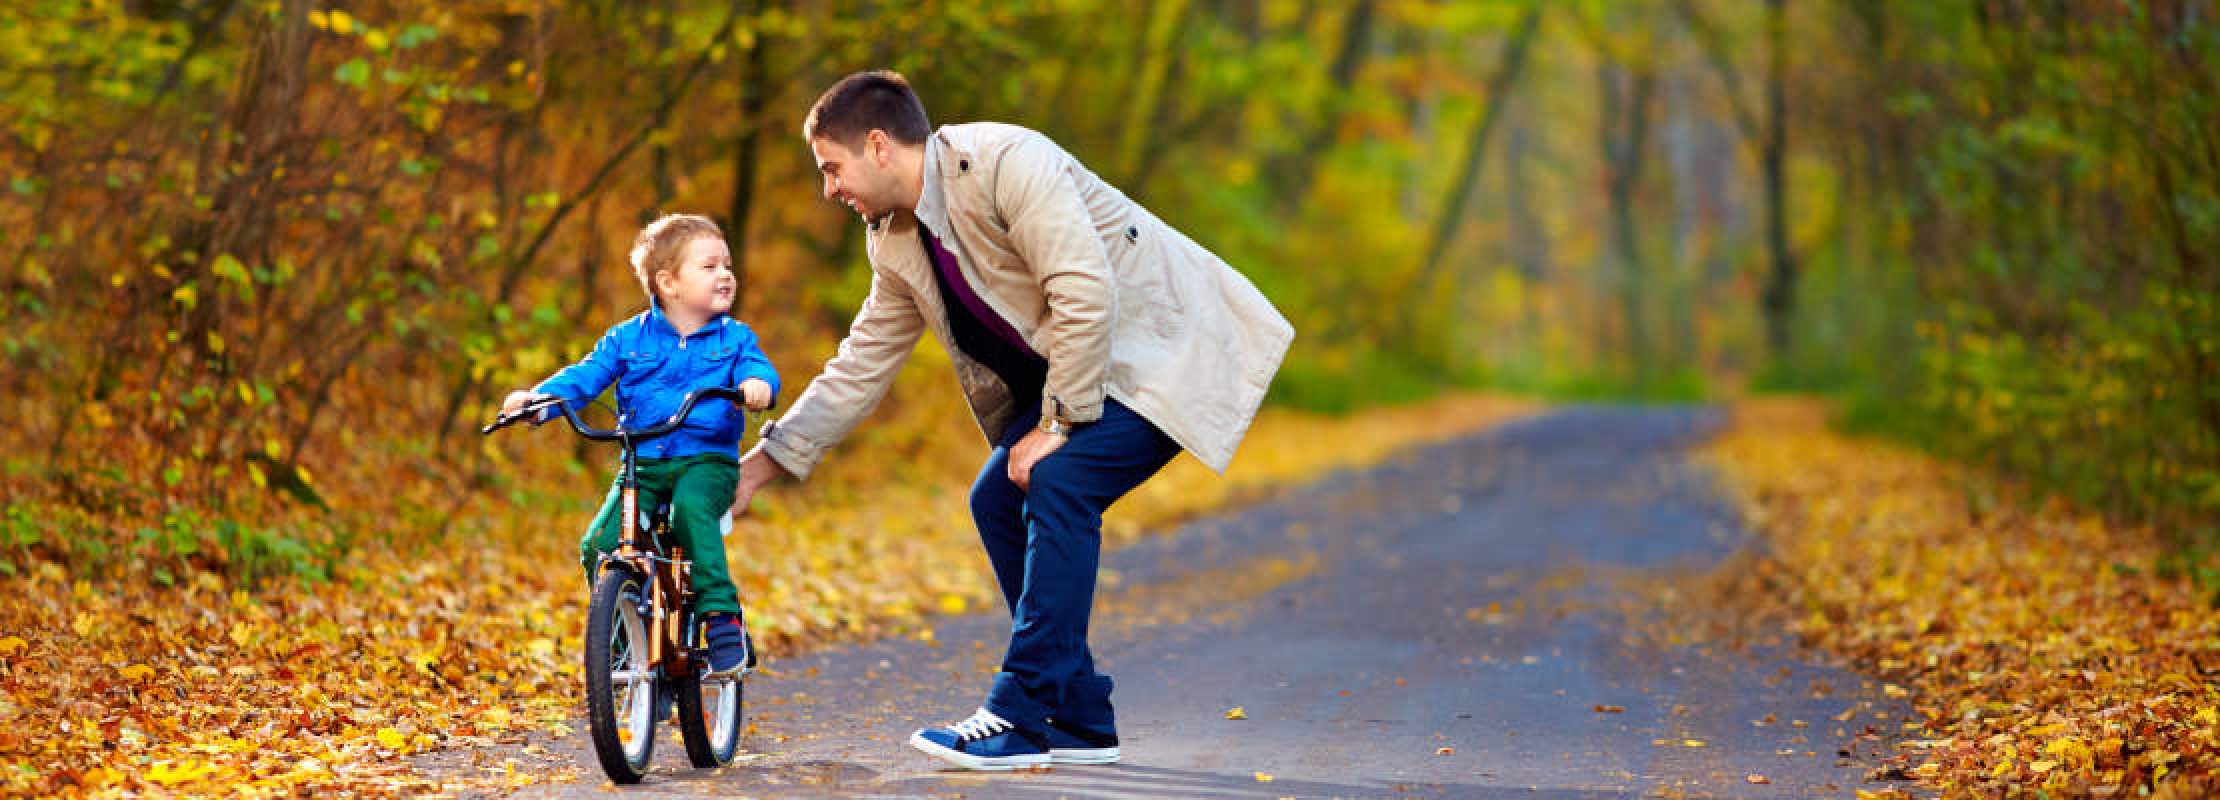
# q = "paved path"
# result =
<box><xmin>430</xmin><ymin>408</ymin><xmax>1917</xmax><ymax>798</ymax></box>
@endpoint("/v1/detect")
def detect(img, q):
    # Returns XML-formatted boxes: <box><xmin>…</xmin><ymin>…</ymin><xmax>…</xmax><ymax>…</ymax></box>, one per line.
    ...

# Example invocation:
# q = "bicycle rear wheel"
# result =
<box><xmin>584</xmin><ymin>570</ymin><xmax>657</xmax><ymax>783</ymax></box>
<box><xmin>673</xmin><ymin>647</ymin><xmax>743</xmax><ymax>766</ymax></box>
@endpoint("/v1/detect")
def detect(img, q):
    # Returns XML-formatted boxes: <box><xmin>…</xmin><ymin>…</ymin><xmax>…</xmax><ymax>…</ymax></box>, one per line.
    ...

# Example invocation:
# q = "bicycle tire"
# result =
<box><xmin>584</xmin><ymin>570</ymin><xmax>657</xmax><ymax>783</ymax></box>
<box><xmin>672</xmin><ymin>639</ymin><xmax>743</xmax><ymax>766</ymax></box>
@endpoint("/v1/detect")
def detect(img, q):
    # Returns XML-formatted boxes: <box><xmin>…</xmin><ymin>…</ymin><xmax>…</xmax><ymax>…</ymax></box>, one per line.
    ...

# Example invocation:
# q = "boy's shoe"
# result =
<box><xmin>1045</xmin><ymin>718</ymin><xmax>1120</xmax><ymax>765</ymax></box>
<box><xmin>908</xmin><ymin>708</ymin><xmax>1050</xmax><ymax>770</ymax></box>
<box><xmin>701</xmin><ymin>612</ymin><xmax>750</xmax><ymax>677</ymax></box>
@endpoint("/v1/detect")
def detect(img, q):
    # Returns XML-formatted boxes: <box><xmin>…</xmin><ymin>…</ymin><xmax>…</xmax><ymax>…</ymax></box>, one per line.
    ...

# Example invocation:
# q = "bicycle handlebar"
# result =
<box><xmin>480</xmin><ymin>386</ymin><xmax>754</xmax><ymax>442</ymax></box>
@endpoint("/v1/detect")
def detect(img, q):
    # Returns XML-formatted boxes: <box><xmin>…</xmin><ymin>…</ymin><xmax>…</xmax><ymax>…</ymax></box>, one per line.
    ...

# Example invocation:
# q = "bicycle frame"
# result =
<box><xmin>484</xmin><ymin>386</ymin><xmax>753</xmax><ymax>675</ymax></box>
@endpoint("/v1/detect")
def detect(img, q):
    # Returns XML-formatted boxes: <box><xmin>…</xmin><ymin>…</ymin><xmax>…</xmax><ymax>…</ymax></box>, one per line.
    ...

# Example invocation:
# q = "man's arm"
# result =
<box><xmin>752</xmin><ymin>269</ymin><xmax>925</xmax><ymax>481</ymax></box>
<box><xmin>993</xmin><ymin>132</ymin><xmax>1113</xmax><ymax>426</ymax></box>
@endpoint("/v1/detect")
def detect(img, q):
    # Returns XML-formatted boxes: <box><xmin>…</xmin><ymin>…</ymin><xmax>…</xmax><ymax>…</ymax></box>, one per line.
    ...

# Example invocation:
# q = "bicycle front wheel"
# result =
<box><xmin>584</xmin><ymin>570</ymin><xmax>657</xmax><ymax>783</ymax></box>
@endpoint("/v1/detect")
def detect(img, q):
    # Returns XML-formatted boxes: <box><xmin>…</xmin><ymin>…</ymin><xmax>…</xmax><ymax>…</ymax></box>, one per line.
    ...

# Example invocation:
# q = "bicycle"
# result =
<box><xmin>482</xmin><ymin>386</ymin><xmax>755</xmax><ymax>783</ymax></box>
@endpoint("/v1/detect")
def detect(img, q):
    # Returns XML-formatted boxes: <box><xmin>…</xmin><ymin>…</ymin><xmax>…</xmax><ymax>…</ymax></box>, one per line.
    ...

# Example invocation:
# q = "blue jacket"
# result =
<box><xmin>535</xmin><ymin>303</ymin><xmax>780</xmax><ymax>460</ymax></box>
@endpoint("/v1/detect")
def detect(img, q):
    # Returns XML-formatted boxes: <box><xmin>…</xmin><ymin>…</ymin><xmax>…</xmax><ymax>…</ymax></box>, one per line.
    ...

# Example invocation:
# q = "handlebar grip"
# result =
<box><xmin>481</xmin><ymin>396</ymin><xmax>561</xmax><ymax>435</ymax></box>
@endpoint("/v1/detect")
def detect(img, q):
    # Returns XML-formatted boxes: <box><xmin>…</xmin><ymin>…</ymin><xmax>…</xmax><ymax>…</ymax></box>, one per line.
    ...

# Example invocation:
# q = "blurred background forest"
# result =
<box><xmin>1</xmin><ymin>0</ymin><xmax>2214</xmax><ymax>585</ymax></box>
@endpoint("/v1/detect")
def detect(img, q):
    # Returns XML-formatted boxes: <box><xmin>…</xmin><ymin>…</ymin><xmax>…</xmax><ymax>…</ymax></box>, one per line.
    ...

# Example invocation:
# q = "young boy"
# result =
<box><xmin>501</xmin><ymin>213</ymin><xmax>777</xmax><ymax>676</ymax></box>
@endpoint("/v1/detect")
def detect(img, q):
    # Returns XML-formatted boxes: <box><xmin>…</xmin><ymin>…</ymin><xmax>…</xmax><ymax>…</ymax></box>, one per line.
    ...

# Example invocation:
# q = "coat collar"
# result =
<box><xmin>915</xmin><ymin>127</ymin><xmax>975</xmax><ymax>242</ymax></box>
<box><xmin>643</xmin><ymin>297</ymin><xmax>733</xmax><ymax>340</ymax></box>
<box><xmin>916</xmin><ymin>133</ymin><xmax>950</xmax><ymax>240</ymax></box>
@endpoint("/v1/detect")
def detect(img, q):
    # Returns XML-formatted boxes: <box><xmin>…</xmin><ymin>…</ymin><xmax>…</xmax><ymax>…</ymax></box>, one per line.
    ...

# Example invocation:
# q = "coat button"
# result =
<box><xmin>958</xmin><ymin>159</ymin><xmax>969</xmax><ymax>172</ymax></box>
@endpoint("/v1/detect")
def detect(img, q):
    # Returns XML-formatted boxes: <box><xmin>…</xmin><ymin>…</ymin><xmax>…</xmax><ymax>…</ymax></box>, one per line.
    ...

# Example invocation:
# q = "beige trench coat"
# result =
<box><xmin>760</xmin><ymin>122</ymin><xmax>1294</xmax><ymax>477</ymax></box>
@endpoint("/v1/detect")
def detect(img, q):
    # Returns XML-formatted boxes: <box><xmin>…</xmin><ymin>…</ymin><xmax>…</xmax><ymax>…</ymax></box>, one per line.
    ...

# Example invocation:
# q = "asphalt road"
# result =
<box><xmin>429</xmin><ymin>407</ymin><xmax>1918</xmax><ymax>799</ymax></box>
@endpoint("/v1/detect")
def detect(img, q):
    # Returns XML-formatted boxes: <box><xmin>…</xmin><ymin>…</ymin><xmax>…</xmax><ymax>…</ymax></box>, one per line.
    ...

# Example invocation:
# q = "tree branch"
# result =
<box><xmin>1669</xmin><ymin>0</ymin><xmax>1763</xmax><ymax>147</ymax></box>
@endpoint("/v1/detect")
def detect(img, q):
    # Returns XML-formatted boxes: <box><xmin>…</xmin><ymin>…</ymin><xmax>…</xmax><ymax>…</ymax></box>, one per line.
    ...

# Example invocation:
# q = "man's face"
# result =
<box><xmin>812</xmin><ymin>132</ymin><xmax>898</xmax><ymax>220</ymax></box>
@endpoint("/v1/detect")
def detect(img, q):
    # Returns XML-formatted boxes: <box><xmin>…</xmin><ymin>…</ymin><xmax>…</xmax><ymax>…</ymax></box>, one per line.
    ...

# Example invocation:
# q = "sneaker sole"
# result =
<box><xmin>1049</xmin><ymin>746</ymin><xmax>1119</xmax><ymax>765</ymax></box>
<box><xmin>907</xmin><ymin>731</ymin><xmax>1051</xmax><ymax>771</ymax></box>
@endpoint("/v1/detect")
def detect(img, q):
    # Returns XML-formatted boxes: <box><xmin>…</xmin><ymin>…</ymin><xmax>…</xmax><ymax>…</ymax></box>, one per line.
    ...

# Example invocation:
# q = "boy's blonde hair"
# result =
<box><xmin>630</xmin><ymin>213</ymin><xmax>724</xmax><ymax>303</ymax></box>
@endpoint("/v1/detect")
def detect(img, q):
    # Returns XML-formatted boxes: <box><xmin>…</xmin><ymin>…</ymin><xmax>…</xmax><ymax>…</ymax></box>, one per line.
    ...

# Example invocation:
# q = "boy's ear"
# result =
<box><xmin>652</xmin><ymin>268</ymin><xmax>676</xmax><ymax>297</ymax></box>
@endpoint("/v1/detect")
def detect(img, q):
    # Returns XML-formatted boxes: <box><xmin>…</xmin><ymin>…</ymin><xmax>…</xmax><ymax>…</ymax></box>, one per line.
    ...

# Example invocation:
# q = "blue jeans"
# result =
<box><xmin>972</xmin><ymin>397</ymin><xmax>1181</xmax><ymax>735</ymax></box>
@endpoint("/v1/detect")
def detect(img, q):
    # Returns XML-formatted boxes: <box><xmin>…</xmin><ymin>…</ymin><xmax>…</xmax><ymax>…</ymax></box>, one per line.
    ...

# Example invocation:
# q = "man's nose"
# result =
<box><xmin>821</xmin><ymin>176</ymin><xmax>837</xmax><ymax>201</ymax></box>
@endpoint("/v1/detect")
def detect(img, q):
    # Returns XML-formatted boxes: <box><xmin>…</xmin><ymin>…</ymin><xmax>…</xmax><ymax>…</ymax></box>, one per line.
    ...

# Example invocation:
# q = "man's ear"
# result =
<box><xmin>867</xmin><ymin>129</ymin><xmax>890</xmax><ymax>165</ymax></box>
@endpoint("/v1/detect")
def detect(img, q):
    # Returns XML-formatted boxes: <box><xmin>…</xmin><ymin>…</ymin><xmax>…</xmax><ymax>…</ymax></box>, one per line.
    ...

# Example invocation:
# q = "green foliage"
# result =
<box><xmin>1789</xmin><ymin>0</ymin><xmax>2220</xmax><ymax>573</ymax></box>
<box><xmin>1269</xmin><ymin>347</ymin><xmax>1473</xmax><ymax>415</ymax></box>
<box><xmin>1495</xmin><ymin>364</ymin><xmax>1711</xmax><ymax>405</ymax></box>
<box><xmin>1</xmin><ymin>499</ymin><xmax>350</xmax><ymax>589</ymax></box>
<box><xmin>211</xmin><ymin>516</ymin><xmax>351</xmax><ymax>588</ymax></box>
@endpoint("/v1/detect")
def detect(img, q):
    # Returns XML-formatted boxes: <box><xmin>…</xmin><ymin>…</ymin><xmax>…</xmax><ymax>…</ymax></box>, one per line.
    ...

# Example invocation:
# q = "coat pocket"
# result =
<box><xmin>622</xmin><ymin>349</ymin><xmax>669</xmax><ymax>380</ymax></box>
<box><xmin>1111</xmin><ymin>223</ymin><xmax>1187</xmax><ymax>341</ymax></box>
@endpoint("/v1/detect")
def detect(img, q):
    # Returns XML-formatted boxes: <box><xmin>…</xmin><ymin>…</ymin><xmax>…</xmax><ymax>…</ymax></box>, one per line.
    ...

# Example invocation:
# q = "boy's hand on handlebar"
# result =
<box><xmin>501</xmin><ymin>390</ymin><xmax>546</xmax><ymax>417</ymax></box>
<box><xmin>739</xmin><ymin>378</ymin><xmax>773</xmax><ymax>411</ymax></box>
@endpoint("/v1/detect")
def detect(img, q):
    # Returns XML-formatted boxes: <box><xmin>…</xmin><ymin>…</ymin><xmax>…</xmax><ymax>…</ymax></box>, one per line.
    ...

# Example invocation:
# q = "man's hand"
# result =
<box><xmin>500</xmin><ymin>390</ymin><xmax>544</xmax><ymax>417</ymax></box>
<box><xmin>732</xmin><ymin>442</ymin><xmax>788</xmax><ymax>515</ymax></box>
<box><xmin>1008</xmin><ymin>427</ymin><xmax>1067</xmax><ymax>492</ymax></box>
<box><xmin>739</xmin><ymin>378</ymin><xmax>773</xmax><ymax>411</ymax></box>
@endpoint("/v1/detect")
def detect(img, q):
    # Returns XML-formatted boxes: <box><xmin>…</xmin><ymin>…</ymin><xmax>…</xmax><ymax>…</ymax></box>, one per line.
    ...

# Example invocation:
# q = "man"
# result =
<box><xmin>732</xmin><ymin>70</ymin><xmax>1293</xmax><ymax>771</ymax></box>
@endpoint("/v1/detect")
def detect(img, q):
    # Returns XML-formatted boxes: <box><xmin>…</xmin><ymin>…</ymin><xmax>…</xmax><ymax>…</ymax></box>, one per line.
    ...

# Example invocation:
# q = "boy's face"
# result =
<box><xmin>812</xmin><ymin>131</ymin><xmax>901</xmax><ymax>220</ymax></box>
<box><xmin>656</xmin><ymin>236</ymin><xmax>735</xmax><ymax>317</ymax></box>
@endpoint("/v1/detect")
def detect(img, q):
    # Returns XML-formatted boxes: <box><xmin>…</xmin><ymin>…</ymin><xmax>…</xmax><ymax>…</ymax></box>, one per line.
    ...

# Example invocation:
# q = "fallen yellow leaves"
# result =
<box><xmin>0</xmin><ymin>540</ymin><xmax>591</xmax><ymax>798</ymax></box>
<box><xmin>1703</xmin><ymin>398</ymin><xmax>2220</xmax><ymax>797</ymax></box>
<box><xmin>144</xmin><ymin>760</ymin><xmax>221</xmax><ymax>786</ymax></box>
<box><xmin>1226</xmin><ymin>706</ymin><xmax>1248</xmax><ymax>720</ymax></box>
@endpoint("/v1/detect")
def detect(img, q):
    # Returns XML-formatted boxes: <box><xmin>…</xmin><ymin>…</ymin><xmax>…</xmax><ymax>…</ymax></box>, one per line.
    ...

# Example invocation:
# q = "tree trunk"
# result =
<box><xmin>727</xmin><ymin>0</ymin><xmax>771</xmax><ymax>312</ymax></box>
<box><xmin>1115</xmin><ymin>0</ymin><xmax>1194</xmax><ymax>185</ymax></box>
<box><xmin>1268</xmin><ymin>0</ymin><xmax>1377</xmax><ymax>214</ymax></box>
<box><xmin>1599</xmin><ymin>59</ymin><xmax>1657</xmax><ymax>380</ymax></box>
<box><xmin>1758</xmin><ymin>0</ymin><xmax>1798</xmax><ymax>357</ymax></box>
<box><xmin>1408</xmin><ymin>6</ymin><xmax>1543</xmax><ymax>315</ymax></box>
<box><xmin>1672</xmin><ymin>0</ymin><xmax>1797</xmax><ymax>357</ymax></box>
<box><xmin>650</xmin><ymin>0</ymin><xmax>679</xmax><ymax>208</ymax></box>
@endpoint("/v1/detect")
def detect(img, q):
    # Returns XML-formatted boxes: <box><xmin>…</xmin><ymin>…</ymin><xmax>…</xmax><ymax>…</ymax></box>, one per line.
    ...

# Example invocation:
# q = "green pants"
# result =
<box><xmin>579</xmin><ymin>453</ymin><xmax>741</xmax><ymax>616</ymax></box>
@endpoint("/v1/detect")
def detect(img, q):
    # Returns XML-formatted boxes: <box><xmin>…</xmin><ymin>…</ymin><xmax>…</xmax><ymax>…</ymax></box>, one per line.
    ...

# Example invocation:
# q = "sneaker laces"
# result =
<box><xmin>948</xmin><ymin>708</ymin><xmax>1014</xmax><ymax>743</ymax></box>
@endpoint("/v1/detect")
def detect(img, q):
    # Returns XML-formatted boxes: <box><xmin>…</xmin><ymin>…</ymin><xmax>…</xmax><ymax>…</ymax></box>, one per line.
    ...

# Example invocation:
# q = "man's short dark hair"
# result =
<box><xmin>804</xmin><ymin>70</ymin><xmax>932</xmax><ymax>147</ymax></box>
